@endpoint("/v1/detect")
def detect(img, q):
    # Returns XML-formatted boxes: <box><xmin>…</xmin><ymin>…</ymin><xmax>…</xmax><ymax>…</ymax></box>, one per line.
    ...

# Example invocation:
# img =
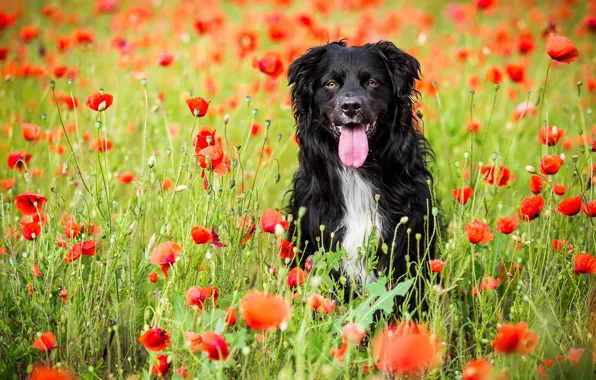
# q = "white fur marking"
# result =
<box><xmin>337</xmin><ymin>168</ymin><xmax>383</xmax><ymax>284</ymax></box>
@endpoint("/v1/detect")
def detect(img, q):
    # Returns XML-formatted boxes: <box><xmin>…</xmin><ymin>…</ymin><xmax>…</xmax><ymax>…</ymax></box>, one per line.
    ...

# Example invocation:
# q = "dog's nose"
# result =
<box><xmin>340</xmin><ymin>97</ymin><xmax>362</xmax><ymax>118</ymax></box>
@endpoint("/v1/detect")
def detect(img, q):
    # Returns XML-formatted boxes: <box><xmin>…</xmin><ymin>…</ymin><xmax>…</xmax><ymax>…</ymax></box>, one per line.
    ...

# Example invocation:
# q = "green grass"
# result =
<box><xmin>0</xmin><ymin>0</ymin><xmax>595</xmax><ymax>379</ymax></box>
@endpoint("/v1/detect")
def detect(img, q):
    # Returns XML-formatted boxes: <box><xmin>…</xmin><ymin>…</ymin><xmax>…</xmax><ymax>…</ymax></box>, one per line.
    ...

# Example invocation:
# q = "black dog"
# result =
<box><xmin>287</xmin><ymin>40</ymin><xmax>436</xmax><ymax>291</ymax></box>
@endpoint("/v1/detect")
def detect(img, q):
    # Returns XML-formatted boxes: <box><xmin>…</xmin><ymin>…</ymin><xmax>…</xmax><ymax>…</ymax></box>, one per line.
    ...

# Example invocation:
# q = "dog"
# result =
<box><xmin>287</xmin><ymin>40</ymin><xmax>436</xmax><ymax>291</ymax></box>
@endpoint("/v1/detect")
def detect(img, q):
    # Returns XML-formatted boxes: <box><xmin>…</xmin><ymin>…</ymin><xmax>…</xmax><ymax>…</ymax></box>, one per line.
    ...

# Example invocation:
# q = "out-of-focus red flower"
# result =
<box><xmin>157</xmin><ymin>51</ymin><xmax>174</xmax><ymax>66</ymax></box>
<box><xmin>22</xmin><ymin>123</ymin><xmax>41</xmax><ymax>141</ymax></box>
<box><xmin>539</xmin><ymin>155</ymin><xmax>564</xmax><ymax>175</ymax></box>
<box><xmin>476</xmin><ymin>0</ymin><xmax>495</xmax><ymax>10</ymax></box>
<box><xmin>225</xmin><ymin>307</ymin><xmax>236</xmax><ymax>326</ymax></box>
<box><xmin>553</xmin><ymin>239</ymin><xmax>573</xmax><ymax>252</ymax></box>
<box><xmin>553</xmin><ymin>184</ymin><xmax>568</xmax><ymax>195</ymax></box>
<box><xmin>276</xmin><ymin>238</ymin><xmax>295</xmax><ymax>260</ymax></box>
<box><xmin>64</xmin><ymin>240</ymin><xmax>97</xmax><ymax>262</ymax></box>
<box><xmin>513</xmin><ymin>101</ymin><xmax>537</xmax><ymax>120</ymax></box>
<box><xmin>14</xmin><ymin>192</ymin><xmax>47</xmax><ymax>215</ymax></box>
<box><xmin>574</xmin><ymin>253</ymin><xmax>596</xmax><ymax>274</ymax></box>
<box><xmin>1</xmin><ymin>178</ymin><xmax>14</xmax><ymax>190</ymax></box>
<box><xmin>480</xmin><ymin>165</ymin><xmax>515</xmax><ymax>187</ymax></box>
<box><xmin>462</xmin><ymin>358</ymin><xmax>496</xmax><ymax>380</ymax></box>
<box><xmin>545</xmin><ymin>34</ymin><xmax>579</xmax><ymax>63</ymax></box>
<box><xmin>73</xmin><ymin>29</ymin><xmax>94</xmax><ymax>45</ymax></box>
<box><xmin>582</xmin><ymin>200</ymin><xmax>596</xmax><ymax>217</ymax></box>
<box><xmin>485</xmin><ymin>66</ymin><xmax>502</xmax><ymax>84</ymax></box>
<box><xmin>260</xmin><ymin>209</ymin><xmax>289</xmax><ymax>233</ymax></box>
<box><xmin>239</xmin><ymin>291</ymin><xmax>291</xmax><ymax>331</ymax></box>
<box><xmin>7</xmin><ymin>150</ymin><xmax>32</xmax><ymax>172</ymax></box>
<box><xmin>255</xmin><ymin>53</ymin><xmax>284</xmax><ymax>78</ymax></box>
<box><xmin>186</xmin><ymin>286</ymin><xmax>219</xmax><ymax>312</ymax></box>
<box><xmin>505</xmin><ymin>63</ymin><xmax>525</xmax><ymax>83</ymax></box>
<box><xmin>492</xmin><ymin>322</ymin><xmax>538</xmax><ymax>355</ymax></box>
<box><xmin>307</xmin><ymin>293</ymin><xmax>336</xmax><ymax>314</ymax></box>
<box><xmin>32</xmin><ymin>264</ymin><xmax>42</xmax><ymax>277</ymax></box>
<box><xmin>556</xmin><ymin>195</ymin><xmax>583</xmax><ymax>216</ymax></box>
<box><xmin>29</xmin><ymin>365</ymin><xmax>75</xmax><ymax>380</ymax></box>
<box><xmin>152</xmin><ymin>354</ymin><xmax>171</xmax><ymax>376</ymax></box>
<box><xmin>196</xmin><ymin>146</ymin><xmax>230</xmax><ymax>176</ymax></box>
<box><xmin>452</xmin><ymin>187</ymin><xmax>473</xmax><ymax>205</ymax></box>
<box><xmin>85</xmin><ymin>92</ymin><xmax>113</xmax><ymax>111</ymax></box>
<box><xmin>197</xmin><ymin>331</ymin><xmax>230</xmax><ymax>360</ymax></box>
<box><xmin>465</xmin><ymin>219</ymin><xmax>493</xmax><ymax>244</ymax></box>
<box><xmin>117</xmin><ymin>171</ymin><xmax>135</xmax><ymax>184</ymax></box>
<box><xmin>92</xmin><ymin>137</ymin><xmax>113</xmax><ymax>152</ymax></box>
<box><xmin>33</xmin><ymin>332</ymin><xmax>58</xmax><ymax>351</ymax></box>
<box><xmin>519</xmin><ymin>195</ymin><xmax>545</xmax><ymax>222</ymax></box>
<box><xmin>518</xmin><ymin>30</ymin><xmax>535</xmax><ymax>54</ymax></box>
<box><xmin>20</xmin><ymin>25</ymin><xmax>38</xmax><ymax>42</ymax></box>
<box><xmin>538</xmin><ymin>126</ymin><xmax>564</xmax><ymax>146</ymax></box>
<box><xmin>149</xmin><ymin>241</ymin><xmax>181</xmax><ymax>277</ymax></box>
<box><xmin>191</xmin><ymin>225</ymin><xmax>212</xmax><ymax>244</ymax></box>
<box><xmin>529</xmin><ymin>175</ymin><xmax>547</xmax><ymax>194</ymax></box>
<box><xmin>139</xmin><ymin>328</ymin><xmax>171</xmax><ymax>351</ymax></box>
<box><xmin>428</xmin><ymin>259</ymin><xmax>446</xmax><ymax>273</ymax></box>
<box><xmin>61</xmin><ymin>215</ymin><xmax>81</xmax><ymax>239</ymax></box>
<box><xmin>21</xmin><ymin>221</ymin><xmax>41</xmax><ymax>240</ymax></box>
<box><xmin>149</xmin><ymin>272</ymin><xmax>158</xmax><ymax>283</ymax></box>
<box><xmin>288</xmin><ymin>267</ymin><xmax>307</xmax><ymax>287</ymax></box>
<box><xmin>185</xmin><ymin>96</ymin><xmax>210</xmax><ymax>117</ymax></box>
<box><xmin>236</xmin><ymin>30</ymin><xmax>258</xmax><ymax>58</ymax></box>
<box><xmin>372</xmin><ymin>322</ymin><xmax>441</xmax><ymax>376</ymax></box>
<box><xmin>496</xmin><ymin>216</ymin><xmax>518</xmax><ymax>234</ymax></box>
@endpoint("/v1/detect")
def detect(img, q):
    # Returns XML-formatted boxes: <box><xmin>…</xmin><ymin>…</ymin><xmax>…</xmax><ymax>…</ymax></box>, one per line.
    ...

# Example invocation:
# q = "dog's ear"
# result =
<box><xmin>288</xmin><ymin>45</ymin><xmax>329</xmax><ymax>119</ymax></box>
<box><xmin>375</xmin><ymin>41</ymin><xmax>421</xmax><ymax>99</ymax></box>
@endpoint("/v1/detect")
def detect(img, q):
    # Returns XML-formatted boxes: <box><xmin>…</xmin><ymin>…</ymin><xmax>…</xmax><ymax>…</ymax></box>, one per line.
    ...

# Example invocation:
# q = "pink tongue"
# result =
<box><xmin>338</xmin><ymin>125</ymin><xmax>368</xmax><ymax>168</ymax></box>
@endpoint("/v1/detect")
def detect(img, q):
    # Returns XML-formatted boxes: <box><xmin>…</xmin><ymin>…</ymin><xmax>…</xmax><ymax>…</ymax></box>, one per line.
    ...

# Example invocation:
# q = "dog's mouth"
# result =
<box><xmin>331</xmin><ymin>120</ymin><xmax>376</xmax><ymax>168</ymax></box>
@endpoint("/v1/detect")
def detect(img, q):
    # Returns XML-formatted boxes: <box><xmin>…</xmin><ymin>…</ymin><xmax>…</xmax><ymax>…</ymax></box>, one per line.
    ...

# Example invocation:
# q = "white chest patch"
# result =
<box><xmin>337</xmin><ymin>168</ymin><xmax>383</xmax><ymax>284</ymax></box>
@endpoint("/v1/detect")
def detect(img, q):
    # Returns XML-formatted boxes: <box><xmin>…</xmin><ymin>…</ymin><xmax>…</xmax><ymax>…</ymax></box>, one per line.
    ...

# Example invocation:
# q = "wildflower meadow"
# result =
<box><xmin>0</xmin><ymin>0</ymin><xmax>595</xmax><ymax>379</ymax></box>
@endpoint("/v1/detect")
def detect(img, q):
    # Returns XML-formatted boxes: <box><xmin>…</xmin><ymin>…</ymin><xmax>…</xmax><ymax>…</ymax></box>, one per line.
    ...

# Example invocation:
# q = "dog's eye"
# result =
<box><xmin>325</xmin><ymin>81</ymin><xmax>337</xmax><ymax>88</ymax></box>
<box><xmin>367</xmin><ymin>79</ymin><xmax>378</xmax><ymax>87</ymax></box>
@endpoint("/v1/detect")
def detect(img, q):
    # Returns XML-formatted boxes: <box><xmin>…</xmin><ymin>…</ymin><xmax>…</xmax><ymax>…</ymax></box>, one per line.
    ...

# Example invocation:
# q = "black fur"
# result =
<box><xmin>286</xmin><ymin>40</ymin><xmax>436</xmax><ymax>290</ymax></box>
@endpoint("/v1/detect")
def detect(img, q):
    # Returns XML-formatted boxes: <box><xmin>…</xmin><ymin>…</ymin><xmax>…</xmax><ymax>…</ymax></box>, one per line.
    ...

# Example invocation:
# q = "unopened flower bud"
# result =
<box><xmin>148</xmin><ymin>155</ymin><xmax>156</xmax><ymax>168</ymax></box>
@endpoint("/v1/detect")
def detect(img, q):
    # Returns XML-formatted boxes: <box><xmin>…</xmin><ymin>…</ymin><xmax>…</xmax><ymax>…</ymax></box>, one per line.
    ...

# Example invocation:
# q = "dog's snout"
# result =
<box><xmin>339</xmin><ymin>97</ymin><xmax>362</xmax><ymax>117</ymax></box>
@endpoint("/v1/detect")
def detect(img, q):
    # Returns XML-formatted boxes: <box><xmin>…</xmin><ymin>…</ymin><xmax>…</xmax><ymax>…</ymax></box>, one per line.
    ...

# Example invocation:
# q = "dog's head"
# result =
<box><xmin>288</xmin><ymin>40</ymin><xmax>420</xmax><ymax>168</ymax></box>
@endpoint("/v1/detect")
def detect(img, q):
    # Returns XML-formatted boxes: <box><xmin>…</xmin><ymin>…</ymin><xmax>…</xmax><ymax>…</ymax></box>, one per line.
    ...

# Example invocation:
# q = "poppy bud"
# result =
<box><xmin>41</xmin><ymin>113</ymin><xmax>47</xmax><ymax>121</ymax></box>
<box><xmin>148</xmin><ymin>155</ymin><xmax>156</xmax><ymax>168</ymax></box>
<box><xmin>224</xmin><ymin>114</ymin><xmax>229</xmax><ymax>125</ymax></box>
<box><xmin>400</xmin><ymin>216</ymin><xmax>409</xmax><ymax>224</ymax></box>
<box><xmin>525</xmin><ymin>166</ymin><xmax>536</xmax><ymax>174</ymax></box>
<box><xmin>141</xmin><ymin>78</ymin><xmax>147</xmax><ymax>87</ymax></box>
<box><xmin>49</xmin><ymin>80</ymin><xmax>55</xmax><ymax>89</ymax></box>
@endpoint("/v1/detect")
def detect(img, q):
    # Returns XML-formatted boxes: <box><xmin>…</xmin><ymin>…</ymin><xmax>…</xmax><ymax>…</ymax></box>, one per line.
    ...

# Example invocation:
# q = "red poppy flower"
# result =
<box><xmin>538</xmin><ymin>126</ymin><xmax>564</xmax><ymax>146</ymax></box>
<box><xmin>452</xmin><ymin>187</ymin><xmax>473</xmax><ymax>205</ymax></box>
<box><xmin>53</xmin><ymin>66</ymin><xmax>68</xmax><ymax>78</ymax></box>
<box><xmin>372</xmin><ymin>322</ymin><xmax>441</xmax><ymax>376</ymax></box>
<box><xmin>496</xmin><ymin>216</ymin><xmax>518</xmax><ymax>234</ymax></box>
<box><xmin>256</xmin><ymin>53</ymin><xmax>284</xmax><ymax>78</ymax></box>
<box><xmin>238</xmin><ymin>216</ymin><xmax>256</xmax><ymax>244</ymax></box>
<box><xmin>492</xmin><ymin>322</ymin><xmax>538</xmax><ymax>355</ymax></box>
<box><xmin>462</xmin><ymin>358</ymin><xmax>495</xmax><ymax>380</ymax></box>
<box><xmin>61</xmin><ymin>215</ymin><xmax>81</xmax><ymax>239</ymax></box>
<box><xmin>138</xmin><ymin>328</ymin><xmax>171</xmax><ymax>351</ymax></box>
<box><xmin>239</xmin><ymin>291</ymin><xmax>291</xmax><ymax>331</ymax></box>
<box><xmin>480</xmin><ymin>165</ymin><xmax>515</xmax><ymax>187</ymax></box>
<box><xmin>64</xmin><ymin>240</ymin><xmax>97</xmax><ymax>262</ymax></box>
<box><xmin>539</xmin><ymin>155</ymin><xmax>564</xmax><ymax>175</ymax></box>
<box><xmin>21</xmin><ymin>221</ymin><xmax>41</xmax><ymax>240</ymax></box>
<box><xmin>149</xmin><ymin>241</ymin><xmax>181</xmax><ymax>277</ymax></box>
<box><xmin>7</xmin><ymin>150</ymin><xmax>32</xmax><ymax>171</ymax></box>
<box><xmin>225</xmin><ymin>307</ymin><xmax>237</xmax><ymax>326</ymax></box>
<box><xmin>428</xmin><ymin>259</ymin><xmax>446</xmax><ymax>273</ymax></box>
<box><xmin>91</xmin><ymin>137</ymin><xmax>113</xmax><ymax>152</ymax></box>
<box><xmin>505</xmin><ymin>63</ymin><xmax>525</xmax><ymax>83</ymax></box>
<box><xmin>20</xmin><ymin>25</ymin><xmax>38</xmax><ymax>42</ymax></box>
<box><xmin>117</xmin><ymin>172</ymin><xmax>135</xmax><ymax>184</ymax></box>
<box><xmin>185</xmin><ymin>286</ymin><xmax>219</xmax><ymax>312</ymax></box>
<box><xmin>73</xmin><ymin>29</ymin><xmax>94</xmax><ymax>45</ymax></box>
<box><xmin>260</xmin><ymin>209</ymin><xmax>289</xmax><ymax>233</ymax></box>
<box><xmin>194</xmin><ymin>127</ymin><xmax>216</xmax><ymax>151</ymax></box>
<box><xmin>185</xmin><ymin>96</ymin><xmax>210</xmax><ymax>117</ymax></box>
<box><xmin>485</xmin><ymin>66</ymin><xmax>502</xmax><ymax>84</ymax></box>
<box><xmin>33</xmin><ymin>332</ymin><xmax>59</xmax><ymax>351</ymax></box>
<box><xmin>465</xmin><ymin>219</ymin><xmax>493</xmax><ymax>244</ymax></box>
<box><xmin>149</xmin><ymin>272</ymin><xmax>158</xmax><ymax>283</ymax></box>
<box><xmin>574</xmin><ymin>253</ymin><xmax>596</xmax><ymax>274</ymax></box>
<box><xmin>307</xmin><ymin>293</ymin><xmax>335</xmax><ymax>314</ymax></box>
<box><xmin>22</xmin><ymin>123</ymin><xmax>41</xmax><ymax>141</ymax></box>
<box><xmin>556</xmin><ymin>195</ymin><xmax>583</xmax><ymax>216</ymax></box>
<box><xmin>553</xmin><ymin>184</ymin><xmax>568</xmax><ymax>195</ymax></box>
<box><xmin>14</xmin><ymin>192</ymin><xmax>47</xmax><ymax>215</ymax></box>
<box><xmin>287</xmin><ymin>267</ymin><xmax>307</xmax><ymax>287</ymax></box>
<box><xmin>480</xmin><ymin>276</ymin><xmax>501</xmax><ymax>291</ymax></box>
<box><xmin>581</xmin><ymin>200</ymin><xmax>596</xmax><ymax>217</ymax></box>
<box><xmin>198</xmin><ymin>331</ymin><xmax>230</xmax><ymax>360</ymax></box>
<box><xmin>529</xmin><ymin>175</ymin><xmax>547</xmax><ymax>194</ymax></box>
<box><xmin>152</xmin><ymin>354</ymin><xmax>171</xmax><ymax>376</ymax></box>
<box><xmin>196</xmin><ymin>145</ymin><xmax>223</xmax><ymax>168</ymax></box>
<box><xmin>545</xmin><ymin>34</ymin><xmax>579</xmax><ymax>63</ymax></box>
<box><xmin>553</xmin><ymin>239</ymin><xmax>574</xmax><ymax>252</ymax></box>
<box><xmin>513</xmin><ymin>101</ymin><xmax>537</xmax><ymax>120</ymax></box>
<box><xmin>157</xmin><ymin>51</ymin><xmax>174</xmax><ymax>67</ymax></box>
<box><xmin>32</xmin><ymin>264</ymin><xmax>42</xmax><ymax>277</ymax></box>
<box><xmin>276</xmin><ymin>238</ymin><xmax>295</xmax><ymax>260</ymax></box>
<box><xmin>29</xmin><ymin>365</ymin><xmax>75</xmax><ymax>380</ymax></box>
<box><xmin>519</xmin><ymin>195</ymin><xmax>545</xmax><ymax>222</ymax></box>
<box><xmin>1</xmin><ymin>179</ymin><xmax>15</xmax><ymax>190</ymax></box>
<box><xmin>476</xmin><ymin>0</ymin><xmax>495</xmax><ymax>10</ymax></box>
<box><xmin>236</xmin><ymin>30</ymin><xmax>258</xmax><ymax>57</ymax></box>
<box><xmin>191</xmin><ymin>226</ymin><xmax>212</xmax><ymax>244</ymax></box>
<box><xmin>85</xmin><ymin>92</ymin><xmax>113</xmax><ymax>111</ymax></box>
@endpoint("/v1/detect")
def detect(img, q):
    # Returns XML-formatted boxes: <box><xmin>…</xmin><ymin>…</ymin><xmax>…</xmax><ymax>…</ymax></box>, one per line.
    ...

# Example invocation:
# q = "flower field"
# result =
<box><xmin>0</xmin><ymin>0</ymin><xmax>595</xmax><ymax>379</ymax></box>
